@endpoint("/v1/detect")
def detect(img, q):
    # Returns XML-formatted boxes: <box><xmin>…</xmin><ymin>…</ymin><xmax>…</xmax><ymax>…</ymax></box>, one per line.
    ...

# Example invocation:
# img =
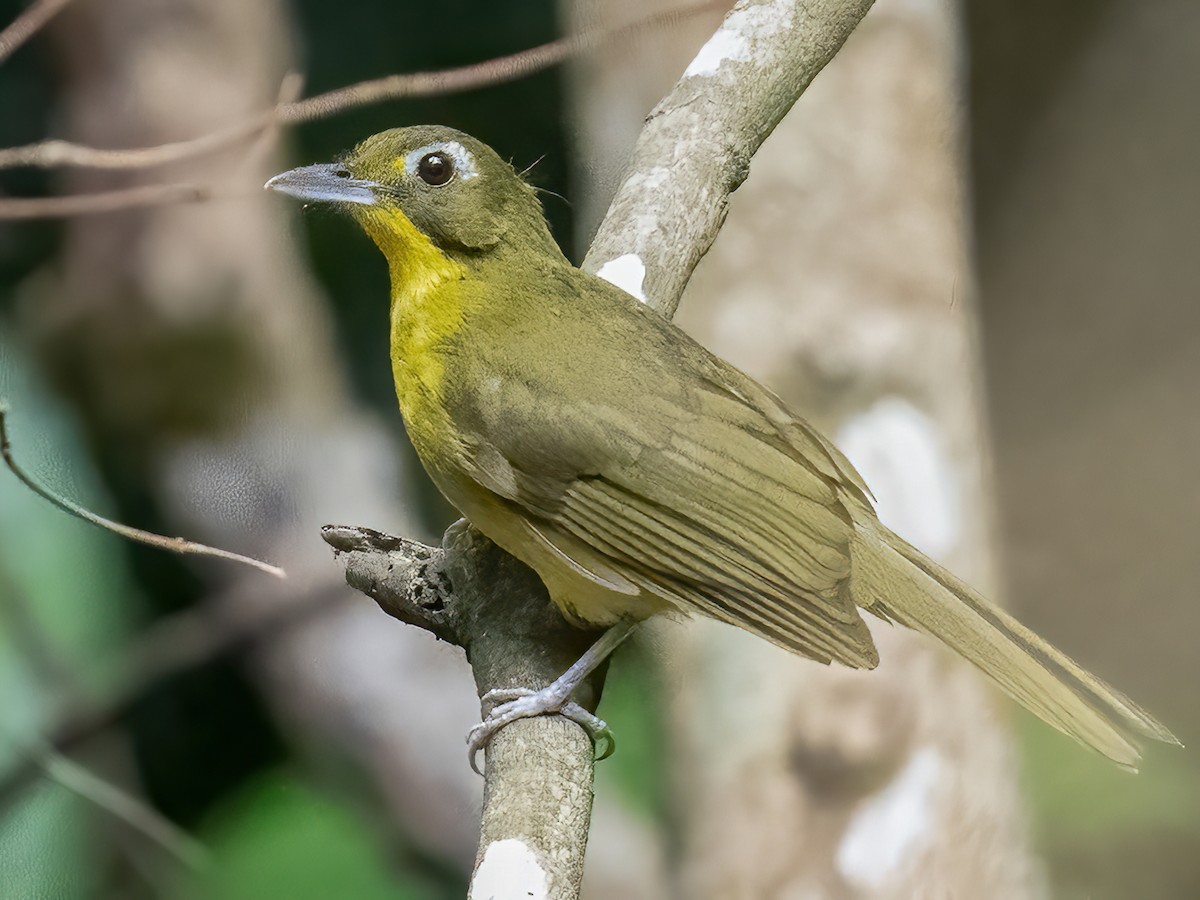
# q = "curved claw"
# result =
<box><xmin>466</xmin><ymin>688</ymin><xmax>615</xmax><ymax>775</ymax></box>
<box><xmin>560</xmin><ymin>701</ymin><xmax>615</xmax><ymax>761</ymax></box>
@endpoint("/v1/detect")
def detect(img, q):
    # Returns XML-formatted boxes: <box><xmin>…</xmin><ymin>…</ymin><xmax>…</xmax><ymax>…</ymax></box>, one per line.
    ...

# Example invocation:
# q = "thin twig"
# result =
<box><xmin>0</xmin><ymin>586</ymin><xmax>344</xmax><ymax>813</ymax></box>
<box><xmin>0</xmin><ymin>0</ymin><xmax>75</xmax><ymax>65</ymax></box>
<box><xmin>0</xmin><ymin>0</ymin><xmax>726</xmax><ymax>173</ymax></box>
<box><xmin>275</xmin><ymin>4</ymin><xmax>698</xmax><ymax>125</ymax></box>
<box><xmin>0</xmin><ymin>183</ymin><xmax>221</xmax><ymax>220</ymax></box>
<box><xmin>0</xmin><ymin>406</ymin><xmax>285</xmax><ymax>577</ymax></box>
<box><xmin>37</xmin><ymin>746</ymin><xmax>211</xmax><ymax>870</ymax></box>
<box><xmin>0</xmin><ymin>124</ymin><xmax>270</xmax><ymax>172</ymax></box>
<box><xmin>235</xmin><ymin>71</ymin><xmax>306</xmax><ymax>176</ymax></box>
<box><xmin>0</xmin><ymin>565</ymin><xmax>211</xmax><ymax>872</ymax></box>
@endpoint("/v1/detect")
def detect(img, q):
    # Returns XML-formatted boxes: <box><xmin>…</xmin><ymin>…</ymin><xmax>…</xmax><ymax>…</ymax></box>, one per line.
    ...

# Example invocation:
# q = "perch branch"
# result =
<box><xmin>322</xmin><ymin>524</ymin><xmax>601</xmax><ymax>900</ymax></box>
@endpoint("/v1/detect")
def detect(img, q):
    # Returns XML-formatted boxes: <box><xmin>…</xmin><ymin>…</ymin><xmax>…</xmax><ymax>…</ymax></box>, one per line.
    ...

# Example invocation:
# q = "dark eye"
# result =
<box><xmin>417</xmin><ymin>152</ymin><xmax>454</xmax><ymax>186</ymax></box>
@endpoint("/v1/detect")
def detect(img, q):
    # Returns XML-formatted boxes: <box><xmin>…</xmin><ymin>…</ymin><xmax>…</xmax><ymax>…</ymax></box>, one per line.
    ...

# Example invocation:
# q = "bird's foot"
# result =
<box><xmin>467</xmin><ymin>686</ymin><xmax>614</xmax><ymax>775</ymax></box>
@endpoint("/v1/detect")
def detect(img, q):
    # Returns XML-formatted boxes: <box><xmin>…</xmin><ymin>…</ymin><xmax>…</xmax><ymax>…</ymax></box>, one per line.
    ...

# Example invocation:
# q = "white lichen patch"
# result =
<box><xmin>683</xmin><ymin>0</ymin><xmax>794</xmax><ymax>78</ymax></box>
<box><xmin>628</xmin><ymin>166</ymin><xmax>672</xmax><ymax>191</ymax></box>
<box><xmin>836</xmin><ymin>746</ymin><xmax>944</xmax><ymax>890</ymax></box>
<box><xmin>470</xmin><ymin>839</ymin><xmax>548</xmax><ymax>900</ymax></box>
<box><xmin>596</xmin><ymin>253</ymin><xmax>648</xmax><ymax>302</ymax></box>
<box><xmin>836</xmin><ymin>398</ymin><xmax>961</xmax><ymax>559</ymax></box>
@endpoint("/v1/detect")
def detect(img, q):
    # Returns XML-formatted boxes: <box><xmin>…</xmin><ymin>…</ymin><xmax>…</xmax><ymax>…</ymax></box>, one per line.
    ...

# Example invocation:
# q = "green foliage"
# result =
<box><xmin>1020</xmin><ymin>711</ymin><xmax>1200</xmax><ymax>899</ymax></box>
<box><xmin>0</xmin><ymin>783</ymin><xmax>93</xmax><ymax>900</ymax></box>
<box><xmin>0</xmin><ymin>334</ymin><xmax>141</xmax><ymax>898</ymax></box>
<box><xmin>593</xmin><ymin>638</ymin><xmax>668</xmax><ymax>823</ymax></box>
<box><xmin>175</xmin><ymin>770</ymin><xmax>435</xmax><ymax>900</ymax></box>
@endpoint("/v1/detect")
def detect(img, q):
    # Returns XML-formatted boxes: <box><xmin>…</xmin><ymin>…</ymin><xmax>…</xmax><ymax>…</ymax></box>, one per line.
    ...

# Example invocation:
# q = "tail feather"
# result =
<box><xmin>851</xmin><ymin>523</ymin><xmax>1179</xmax><ymax>770</ymax></box>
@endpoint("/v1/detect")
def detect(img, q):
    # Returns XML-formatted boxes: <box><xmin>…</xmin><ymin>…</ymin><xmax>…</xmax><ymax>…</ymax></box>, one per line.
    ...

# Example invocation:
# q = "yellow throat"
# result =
<box><xmin>360</xmin><ymin>206</ymin><xmax>467</xmax><ymax>418</ymax></box>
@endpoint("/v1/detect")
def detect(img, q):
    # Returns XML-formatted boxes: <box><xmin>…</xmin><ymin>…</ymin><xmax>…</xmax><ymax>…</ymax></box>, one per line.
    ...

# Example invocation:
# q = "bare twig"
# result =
<box><xmin>279</xmin><ymin>2</ymin><xmax>721</xmax><ymax>124</ymax></box>
<box><xmin>0</xmin><ymin>562</ymin><xmax>211</xmax><ymax>874</ymax></box>
<box><xmin>0</xmin><ymin>125</ymin><xmax>270</xmax><ymax>172</ymax></box>
<box><xmin>235</xmin><ymin>71</ymin><xmax>306</xmax><ymax>176</ymax></box>
<box><xmin>36</xmin><ymin>746</ymin><xmax>210</xmax><ymax>869</ymax></box>
<box><xmin>0</xmin><ymin>0</ymin><xmax>726</xmax><ymax>174</ymax></box>
<box><xmin>0</xmin><ymin>0</ymin><xmax>74</xmax><ymax>65</ymax></box>
<box><xmin>0</xmin><ymin>584</ymin><xmax>344</xmax><ymax>811</ymax></box>
<box><xmin>0</xmin><ymin>564</ymin><xmax>78</xmax><ymax>693</ymax></box>
<box><xmin>0</xmin><ymin>406</ymin><xmax>285</xmax><ymax>577</ymax></box>
<box><xmin>0</xmin><ymin>183</ymin><xmax>222</xmax><ymax>220</ymax></box>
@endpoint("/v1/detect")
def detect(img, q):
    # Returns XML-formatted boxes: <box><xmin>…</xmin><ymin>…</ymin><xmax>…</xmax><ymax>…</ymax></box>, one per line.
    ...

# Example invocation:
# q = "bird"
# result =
<box><xmin>267</xmin><ymin>125</ymin><xmax>1177</xmax><ymax>772</ymax></box>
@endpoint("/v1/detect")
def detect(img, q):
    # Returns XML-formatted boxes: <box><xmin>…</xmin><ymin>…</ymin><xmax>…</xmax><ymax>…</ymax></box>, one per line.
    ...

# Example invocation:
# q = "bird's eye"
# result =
<box><xmin>417</xmin><ymin>152</ymin><xmax>454</xmax><ymax>186</ymax></box>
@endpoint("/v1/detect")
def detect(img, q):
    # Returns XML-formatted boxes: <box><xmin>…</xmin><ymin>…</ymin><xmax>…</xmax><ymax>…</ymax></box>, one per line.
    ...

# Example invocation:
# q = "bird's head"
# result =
<box><xmin>266</xmin><ymin>125</ymin><xmax>559</xmax><ymax>272</ymax></box>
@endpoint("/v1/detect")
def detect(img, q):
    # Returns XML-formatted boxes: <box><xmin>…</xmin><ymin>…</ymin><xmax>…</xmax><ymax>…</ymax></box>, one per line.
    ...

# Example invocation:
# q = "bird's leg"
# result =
<box><xmin>467</xmin><ymin>621</ymin><xmax>637</xmax><ymax>775</ymax></box>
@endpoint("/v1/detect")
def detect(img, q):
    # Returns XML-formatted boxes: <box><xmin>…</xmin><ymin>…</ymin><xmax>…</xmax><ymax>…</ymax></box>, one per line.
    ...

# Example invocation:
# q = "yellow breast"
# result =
<box><xmin>361</xmin><ymin>205</ymin><xmax>468</xmax><ymax>450</ymax></box>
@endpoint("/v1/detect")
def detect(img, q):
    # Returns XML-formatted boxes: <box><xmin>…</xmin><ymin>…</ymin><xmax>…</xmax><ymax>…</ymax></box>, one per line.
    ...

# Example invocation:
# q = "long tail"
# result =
<box><xmin>850</xmin><ymin>520</ymin><xmax>1179</xmax><ymax>770</ymax></box>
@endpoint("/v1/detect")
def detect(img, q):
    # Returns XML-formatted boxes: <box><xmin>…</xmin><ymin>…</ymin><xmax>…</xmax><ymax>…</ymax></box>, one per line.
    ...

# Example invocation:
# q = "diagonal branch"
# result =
<box><xmin>583</xmin><ymin>0</ymin><xmax>877</xmax><ymax>314</ymax></box>
<box><xmin>0</xmin><ymin>0</ymin><xmax>74</xmax><ymax>65</ymax></box>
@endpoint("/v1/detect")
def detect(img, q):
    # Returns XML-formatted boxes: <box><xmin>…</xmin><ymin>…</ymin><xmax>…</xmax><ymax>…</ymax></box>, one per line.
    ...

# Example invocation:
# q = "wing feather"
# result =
<box><xmin>558</xmin><ymin>476</ymin><xmax>877</xmax><ymax>666</ymax></box>
<box><xmin>447</xmin><ymin>286</ymin><xmax>880</xmax><ymax>668</ymax></box>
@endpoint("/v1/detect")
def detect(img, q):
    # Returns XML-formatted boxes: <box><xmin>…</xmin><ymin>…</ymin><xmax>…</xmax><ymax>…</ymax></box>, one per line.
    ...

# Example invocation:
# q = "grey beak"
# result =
<box><xmin>264</xmin><ymin>163</ymin><xmax>379</xmax><ymax>205</ymax></box>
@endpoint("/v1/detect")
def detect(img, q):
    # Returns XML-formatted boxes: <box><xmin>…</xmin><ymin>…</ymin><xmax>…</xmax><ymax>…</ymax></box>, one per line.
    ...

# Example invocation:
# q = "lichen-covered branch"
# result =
<box><xmin>583</xmin><ymin>0</ymin><xmax>876</xmax><ymax>314</ymax></box>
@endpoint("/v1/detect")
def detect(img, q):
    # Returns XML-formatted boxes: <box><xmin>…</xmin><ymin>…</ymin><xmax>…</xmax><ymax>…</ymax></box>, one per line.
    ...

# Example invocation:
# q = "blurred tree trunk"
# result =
<box><xmin>27</xmin><ymin>0</ymin><xmax>488</xmax><ymax>866</ymax></box>
<box><xmin>566</xmin><ymin>0</ymin><xmax>1043</xmax><ymax>896</ymax></box>
<box><xmin>970</xmin><ymin>1</ymin><xmax>1200</xmax><ymax>896</ymax></box>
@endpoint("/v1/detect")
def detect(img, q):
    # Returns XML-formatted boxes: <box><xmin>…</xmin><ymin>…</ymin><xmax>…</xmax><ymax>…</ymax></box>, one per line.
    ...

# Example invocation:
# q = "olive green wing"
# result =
<box><xmin>450</xmin><ymin>304</ymin><xmax>878</xmax><ymax>668</ymax></box>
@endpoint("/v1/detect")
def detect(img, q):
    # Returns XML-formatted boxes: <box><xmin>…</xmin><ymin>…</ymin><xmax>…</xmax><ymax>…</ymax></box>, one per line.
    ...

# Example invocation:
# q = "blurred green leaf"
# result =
<box><xmin>1020</xmin><ymin>711</ymin><xmax>1200</xmax><ymax>838</ymax></box>
<box><xmin>0</xmin><ymin>336</ymin><xmax>141</xmax><ymax>713</ymax></box>
<box><xmin>1020</xmin><ymin>711</ymin><xmax>1200</xmax><ymax>899</ymax></box>
<box><xmin>0</xmin><ymin>782</ymin><xmax>94</xmax><ymax>900</ymax></box>
<box><xmin>593</xmin><ymin>637</ymin><xmax>668</xmax><ymax>823</ymax></box>
<box><xmin>0</xmin><ymin>333</ymin><xmax>142</xmax><ymax>898</ymax></box>
<box><xmin>176</xmin><ymin>769</ymin><xmax>431</xmax><ymax>900</ymax></box>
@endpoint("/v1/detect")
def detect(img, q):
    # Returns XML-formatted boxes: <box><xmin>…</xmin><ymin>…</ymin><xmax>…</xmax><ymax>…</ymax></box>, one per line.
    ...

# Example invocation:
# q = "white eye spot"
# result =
<box><xmin>405</xmin><ymin>140</ymin><xmax>480</xmax><ymax>181</ymax></box>
<box><xmin>596</xmin><ymin>254</ymin><xmax>648</xmax><ymax>303</ymax></box>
